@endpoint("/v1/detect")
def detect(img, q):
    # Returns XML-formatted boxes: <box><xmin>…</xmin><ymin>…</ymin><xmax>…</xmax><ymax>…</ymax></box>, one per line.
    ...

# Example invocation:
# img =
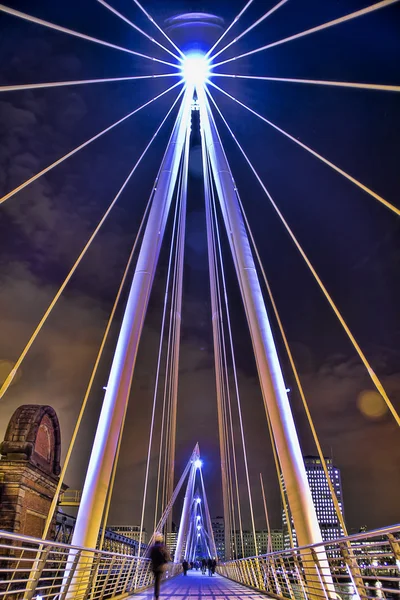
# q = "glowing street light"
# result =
<box><xmin>181</xmin><ymin>53</ymin><xmax>210</xmax><ymax>87</ymax></box>
<box><xmin>194</xmin><ymin>459</ymin><xmax>202</xmax><ymax>469</ymax></box>
<box><xmin>196</xmin><ymin>497</ymin><xmax>201</xmax><ymax>504</ymax></box>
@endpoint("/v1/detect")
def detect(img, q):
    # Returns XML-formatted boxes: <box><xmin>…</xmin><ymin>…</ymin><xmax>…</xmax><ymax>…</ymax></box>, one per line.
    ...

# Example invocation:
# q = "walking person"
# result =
<box><xmin>211</xmin><ymin>558</ymin><xmax>217</xmax><ymax>575</ymax></box>
<box><xmin>149</xmin><ymin>533</ymin><xmax>171</xmax><ymax>600</ymax></box>
<box><xmin>182</xmin><ymin>560</ymin><xmax>189</xmax><ymax>576</ymax></box>
<box><xmin>207</xmin><ymin>557</ymin><xmax>213</xmax><ymax>576</ymax></box>
<box><xmin>201</xmin><ymin>558</ymin><xmax>207</xmax><ymax>574</ymax></box>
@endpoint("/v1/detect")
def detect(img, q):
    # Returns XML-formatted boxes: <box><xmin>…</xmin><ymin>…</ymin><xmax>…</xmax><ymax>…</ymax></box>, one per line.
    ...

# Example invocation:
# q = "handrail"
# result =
<box><xmin>0</xmin><ymin>529</ymin><xmax>181</xmax><ymax>600</ymax></box>
<box><xmin>219</xmin><ymin>524</ymin><xmax>400</xmax><ymax>600</ymax></box>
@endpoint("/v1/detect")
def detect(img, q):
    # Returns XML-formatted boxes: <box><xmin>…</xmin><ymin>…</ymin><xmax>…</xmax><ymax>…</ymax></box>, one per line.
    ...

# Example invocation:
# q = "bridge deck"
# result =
<box><xmin>132</xmin><ymin>570</ymin><xmax>267</xmax><ymax>600</ymax></box>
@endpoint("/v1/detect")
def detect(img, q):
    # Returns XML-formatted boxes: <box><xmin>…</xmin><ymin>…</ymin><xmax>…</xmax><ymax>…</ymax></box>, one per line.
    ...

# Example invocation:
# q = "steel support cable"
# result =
<box><xmin>131</xmin><ymin>0</ymin><xmax>185</xmax><ymax>59</ymax></box>
<box><xmin>216</xmin><ymin>297</ymin><xmax>238</xmax><ymax>559</ymax></box>
<box><xmin>213</xmin><ymin>73</ymin><xmax>400</xmax><ymax>93</ymax></box>
<box><xmin>209</xmin><ymin>80</ymin><xmax>400</xmax><ymax>217</ymax></box>
<box><xmin>205</xmin><ymin>0</ymin><xmax>255</xmax><ymax>59</ymax></box>
<box><xmin>202</xmin><ymin>139</ymin><xmax>237</xmax><ymax>559</ymax></box>
<box><xmin>152</xmin><ymin>452</ymin><xmax>194</xmax><ymax>543</ymax></box>
<box><xmin>134</xmin><ymin>163</ymin><xmax>186</xmax><ymax>587</ymax></box>
<box><xmin>211</xmin><ymin>0</ymin><xmax>400</xmax><ymax>68</ymax></box>
<box><xmin>41</xmin><ymin>199</ymin><xmax>152</xmax><ymax>543</ymax></box>
<box><xmin>199</xmin><ymin>468</ymin><xmax>218</xmax><ymax>558</ymax></box>
<box><xmin>155</xmin><ymin>151</ymin><xmax>185</xmax><ymax>523</ymax></box>
<box><xmin>0</xmin><ymin>73</ymin><xmax>180</xmax><ymax>94</ymax></box>
<box><xmin>266</xmin><ymin>401</ymin><xmax>295</xmax><ymax>548</ymax></box>
<box><xmin>0</xmin><ymin>80</ymin><xmax>182</xmax><ymax>206</ymax></box>
<box><xmin>96</xmin><ymin>0</ymin><xmax>181</xmax><ymax>62</ymax></box>
<box><xmin>18</xmin><ymin>182</ymin><xmax>157</xmax><ymax>598</ymax></box>
<box><xmin>260</xmin><ymin>473</ymin><xmax>273</xmax><ymax>553</ymax></box>
<box><xmin>204</xmin><ymin>92</ymin><xmax>295</xmax><ymax>552</ymax></box>
<box><xmin>207</xmin><ymin>148</ymin><xmax>259</xmax><ymax>557</ymax></box>
<box><xmin>0</xmin><ymin>86</ymin><xmax>184</xmax><ymax>400</ymax></box>
<box><xmin>5</xmin><ymin>204</ymin><xmax>152</xmax><ymax>597</ymax></box>
<box><xmin>163</xmin><ymin>194</ymin><xmax>185</xmax><ymax>515</ymax></box>
<box><xmin>218</xmin><ymin>308</ymin><xmax>238</xmax><ymax>559</ymax></box>
<box><xmin>237</xmin><ymin>194</ymin><xmax>349</xmax><ymax>536</ymax></box>
<box><xmin>98</xmin><ymin>419</ymin><xmax>125</xmax><ymax>551</ymax></box>
<box><xmin>209</xmin><ymin>0</ymin><xmax>289</xmax><ymax>62</ymax></box>
<box><xmin>206</xmin><ymin>155</ymin><xmax>243</xmax><ymax>560</ymax></box>
<box><xmin>161</xmin><ymin>225</ymin><xmax>180</xmax><ymax>516</ymax></box>
<box><xmin>207</xmin><ymin>87</ymin><xmax>400</xmax><ymax>427</ymax></box>
<box><xmin>209</xmin><ymin>149</ymin><xmax>248</xmax><ymax>556</ymax></box>
<box><xmin>0</xmin><ymin>4</ymin><xmax>179</xmax><ymax>68</ymax></box>
<box><xmin>166</xmin><ymin>126</ymin><xmax>190</xmax><ymax>528</ymax></box>
<box><xmin>137</xmin><ymin>147</ymin><xmax>185</xmax><ymax>561</ymax></box>
<box><xmin>154</xmin><ymin>160</ymin><xmax>183</xmax><ymax>525</ymax></box>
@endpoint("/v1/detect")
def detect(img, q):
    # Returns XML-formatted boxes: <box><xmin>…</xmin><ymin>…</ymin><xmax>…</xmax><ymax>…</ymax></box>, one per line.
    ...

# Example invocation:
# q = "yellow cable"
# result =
<box><xmin>0</xmin><ymin>81</ymin><xmax>182</xmax><ymax>206</ymax></box>
<box><xmin>40</xmin><ymin>197</ymin><xmax>152</xmax><ymax>541</ymax></box>
<box><xmin>212</xmin><ymin>0</ymin><xmax>400</xmax><ymax>68</ymax></box>
<box><xmin>0</xmin><ymin>86</ymin><xmax>184</xmax><ymax>400</ymax></box>
<box><xmin>208</xmin><ymin>81</ymin><xmax>400</xmax><ymax>217</ymax></box>
<box><xmin>207</xmin><ymin>88</ymin><xmax>400</xmax><ymax>428</ymax></box>
<box><xmin>213</xmin><ymin>73</ymin><xmax>400</xmax><ymax>93</ymax></box>
<box><xmin>239</xmin><ymin>196</ymin><xmax>348</xmax><ymax>535</ymax></box>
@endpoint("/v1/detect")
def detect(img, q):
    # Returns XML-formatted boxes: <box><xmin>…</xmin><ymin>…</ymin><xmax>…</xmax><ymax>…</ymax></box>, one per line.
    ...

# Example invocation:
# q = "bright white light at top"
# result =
<box><xmin>196</xmin><ymin>497</ymin><xmax>201</xmax><ymax>504</ymax></box>
<box><xmin>181</xmin><ymin>53</ymin><xmax>210</xmax><ymax>87</ymax></box>
<box><xmin>194</xmin><ymin>459</ymin><xmax>202</xmax><ymax>469</ymax></box>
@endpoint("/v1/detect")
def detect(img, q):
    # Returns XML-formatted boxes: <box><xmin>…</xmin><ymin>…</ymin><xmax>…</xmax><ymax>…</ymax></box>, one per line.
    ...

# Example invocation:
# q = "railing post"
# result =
<box><xmin>59</xmin><ymin>550</ymin><xmax>82</xmax><ymax>600</ymax></box>
<box><xmin>99</xmin><ymin>554</ymin><xmax>116</xmax><ymax>598</ymax></box>
<box><xmin>81</xmin><ymin>552</ymin><xmax>102</xmax><ymax>600</ymax></box>
<box><xmin>23</xmin><ymin>546</ymin><xmax>51</xmax><ymax>600</ymax></box>
<box><xmin>339</xmin><ymin>542</ymin><xmax>367</xmax><ymax>600</ymax></box>
<box><xmin>293</xmin><ymin>553</ymin><xmax>309</xmax><ymax>600</ymax></box>
<box><xmin>310</xmin><ymin>548</ymin><xmax>331</xmax><ymax>600</ymax></box>
<box><xmin>388</xmin><ymin>534</ymin><xmax>400</xmax><ymax>570</ymax></box>
<box><xmin>269</xmin><ymin>556</ymin><xmax>282</xmax><ymax>596</ymax></box>
<box><xmin>279</xmin><ymin>556</ymin><xmax>296</xmax><ymax>600</ymax></box>
<box><xmin>113</xmin><ymin>556</ymin><xmax>127</xmax><ymax>597</ymax></box>
<box><xmin>123</xmin><ymin>556</ymin><xmax>138</xmax><ymax>593</ymax></box>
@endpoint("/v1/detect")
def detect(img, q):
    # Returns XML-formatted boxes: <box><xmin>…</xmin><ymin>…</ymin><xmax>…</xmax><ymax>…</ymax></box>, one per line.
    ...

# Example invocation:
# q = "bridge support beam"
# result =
<box><xmin>70</xmin><ymin>85</ymin><xmax>194</xmax><ymax>553</ymax></box>
<box><xmin>198</xmin><ymin>86</ymin><xmax>327</xmax><ymax>566</ymax></box>
<box><xmin>174</xmin><ymin>444</ymin><xmax>199</xmax><ymax>563</ymax></box>
<box><xmin>202</xmin><ymin>124</ymin><xmax>232</xmax><ymax>561</ymax></box>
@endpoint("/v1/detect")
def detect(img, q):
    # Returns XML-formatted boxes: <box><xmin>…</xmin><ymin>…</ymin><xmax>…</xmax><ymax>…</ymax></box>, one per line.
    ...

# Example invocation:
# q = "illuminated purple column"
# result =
<box><xmin>197</xmin><ymin>85</ymin><xmax>323</xmax><ymax>552</ymax></box>
<box><xmin>71</xmin><ymin>86</ymin><xmax>194</xmax><ymax>552</ymax></box>
<box><xmin>175</xmin><ymin>447</ymin><xmax>199</xmax><ymax>563</ymax></box>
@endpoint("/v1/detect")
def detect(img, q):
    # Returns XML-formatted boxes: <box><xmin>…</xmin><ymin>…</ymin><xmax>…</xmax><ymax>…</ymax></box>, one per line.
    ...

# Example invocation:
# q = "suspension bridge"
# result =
<box><xmin>0</xmin><ymin>1</ymin><xmax>399</xmax><ymax>599</ymax></box>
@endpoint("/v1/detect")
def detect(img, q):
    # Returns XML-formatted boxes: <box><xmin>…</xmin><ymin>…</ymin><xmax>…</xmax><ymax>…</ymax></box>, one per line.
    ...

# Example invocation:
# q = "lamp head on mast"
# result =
<box><xmin>181</xmin><ymin>52</ymin><xmax>210</xmax><ymax>88</ymax></box>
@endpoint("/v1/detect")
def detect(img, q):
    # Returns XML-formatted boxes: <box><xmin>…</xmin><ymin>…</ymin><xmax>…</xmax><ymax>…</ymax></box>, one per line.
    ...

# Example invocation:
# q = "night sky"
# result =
<box><xmin>0</xmin><ymin>0</ymin><xmax>399</xmax><ymax>537</ymax></box>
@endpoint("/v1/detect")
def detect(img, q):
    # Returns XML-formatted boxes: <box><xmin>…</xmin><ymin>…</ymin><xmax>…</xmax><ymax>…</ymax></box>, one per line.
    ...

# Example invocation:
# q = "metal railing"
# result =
<box><xmin>0</xmin><ymin>530</ymin><xmax>180</xmax><ymax>600</ymax></box>
<box><xmin>59</xmin><ymin>491</ymin><xmax>82</xmax><ymax>506</ymax></box>
<box><xmin>219</xmin><ymin>524</ymin><xmax>400</xmax><ymax>600</ymax></box>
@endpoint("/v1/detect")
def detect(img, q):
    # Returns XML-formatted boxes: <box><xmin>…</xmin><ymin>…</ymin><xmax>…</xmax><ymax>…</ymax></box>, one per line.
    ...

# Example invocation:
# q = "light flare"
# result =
<box><xmin>181</xmin><ymin>53</ymin><xmax>210</xmax><ymax>87</ymax></box>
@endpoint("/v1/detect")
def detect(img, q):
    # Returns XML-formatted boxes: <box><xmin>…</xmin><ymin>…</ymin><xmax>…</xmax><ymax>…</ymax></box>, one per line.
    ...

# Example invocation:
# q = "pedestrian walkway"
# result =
<box><xmin>132</xmin><ymin>569</ymin><xmax>267</xmax><ymax>600</ymax></box>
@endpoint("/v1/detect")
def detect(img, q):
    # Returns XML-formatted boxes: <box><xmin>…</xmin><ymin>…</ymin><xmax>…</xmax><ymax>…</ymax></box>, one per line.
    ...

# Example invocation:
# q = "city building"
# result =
<box><xmin>282</xmin><ymin>456</ymin><xmax>345</xmax><ymax>548</ymax></box>
<box><xmin>211</xmin><ymin>516</ymin><xmax>225</xmax><ymax>560</ymax></box>
<box><xmin>108</xmin><ymin>525</ymin><xmax>147</xmax><ymax>545</ymax></box>
<box><xmin>166</xmin><ymin>530</ymin><xmax>178</xmax><ymax>557</ymax></box>
<box><xmin>231</xmin><ymin>529</ymin><xmax>284</xmax><ymax>558</ymax></box>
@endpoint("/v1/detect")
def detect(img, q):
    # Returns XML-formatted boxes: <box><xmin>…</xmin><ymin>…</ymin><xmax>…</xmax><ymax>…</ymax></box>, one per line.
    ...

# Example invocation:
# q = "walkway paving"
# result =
<box><xmin>133</xmin><ymin>569</ymin><xmax>267</xmax><ymax>600</ymax></box>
